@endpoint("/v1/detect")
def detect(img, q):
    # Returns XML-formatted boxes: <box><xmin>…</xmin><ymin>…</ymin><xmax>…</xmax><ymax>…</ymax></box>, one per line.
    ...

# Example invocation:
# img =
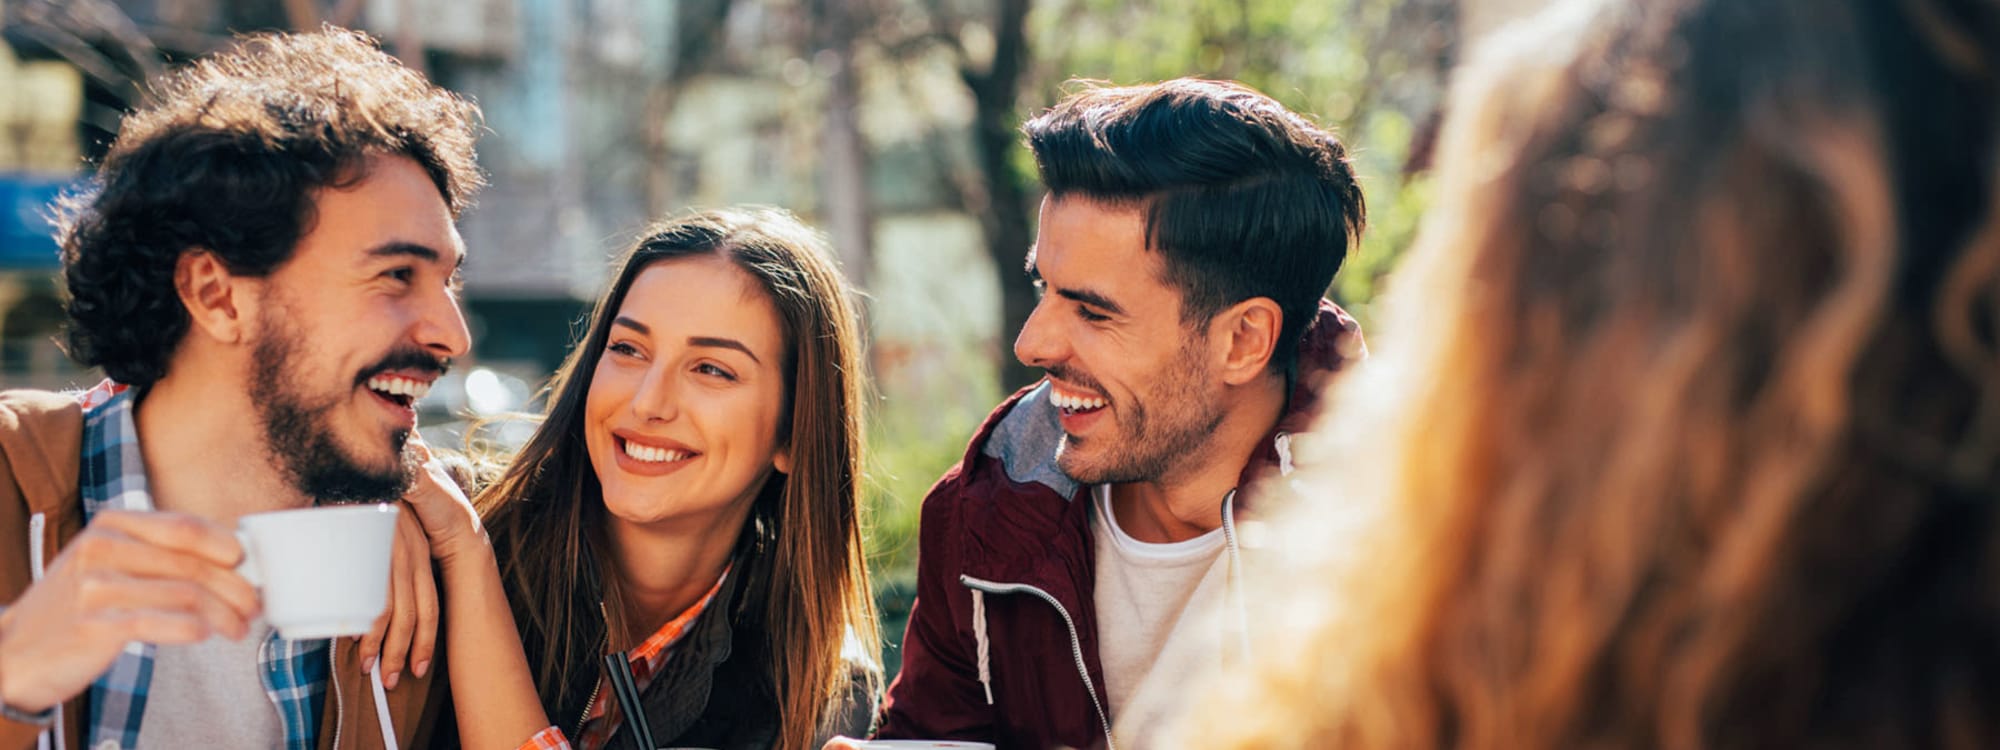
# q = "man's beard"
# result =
<box><xmin>251</xmin><ymin>325</ymin><xmax>415</xmax><ymax>505</ymax></box>
<box><xmin>1054</xmin><ymin>336</ymin><xmax>1224</xmax><ymax>486</ymax></box>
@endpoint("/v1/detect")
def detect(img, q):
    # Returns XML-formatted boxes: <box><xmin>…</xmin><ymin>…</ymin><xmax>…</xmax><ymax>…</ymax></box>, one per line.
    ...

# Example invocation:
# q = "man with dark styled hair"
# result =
<box><xmin>0</xmin><ymin>28</ymin><xmax>481</xmax><ymax>750</ymax></box>
<box><xmin>865</xmin><ymin>79</ymin><xmax>1368</xmax><ymax>749</ymax></box>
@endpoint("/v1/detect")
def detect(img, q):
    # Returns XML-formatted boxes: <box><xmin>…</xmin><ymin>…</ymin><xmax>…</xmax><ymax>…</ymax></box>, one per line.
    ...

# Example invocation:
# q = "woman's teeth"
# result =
<box><xmin>1052</xmin><ymin>389</ymin><xmax>1107</xmax><ymax>413</ymax></box>
<box><xmin>623</xmin><ymin>440</ymin><xmax>692</xmax><ymax>463</ymax></box>
<box><xmin>366</xmin><ymin>375</ymin><xmax>432</xmax><ymax>400</ymax></box>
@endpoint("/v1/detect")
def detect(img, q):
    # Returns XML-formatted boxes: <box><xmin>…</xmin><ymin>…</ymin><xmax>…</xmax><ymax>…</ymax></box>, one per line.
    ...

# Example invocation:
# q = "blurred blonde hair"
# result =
<box><xmin>1183</xmin><ymin>0</ymin><xmax>2000</xmax><ymax>747</ymax></box>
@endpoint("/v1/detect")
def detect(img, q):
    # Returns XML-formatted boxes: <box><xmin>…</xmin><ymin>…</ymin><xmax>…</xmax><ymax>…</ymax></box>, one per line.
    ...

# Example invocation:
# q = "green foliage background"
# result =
<box><xmin>858</xmin><ymin>0</ymin><xmax>1447</xmax><ymax>678</ymax></box>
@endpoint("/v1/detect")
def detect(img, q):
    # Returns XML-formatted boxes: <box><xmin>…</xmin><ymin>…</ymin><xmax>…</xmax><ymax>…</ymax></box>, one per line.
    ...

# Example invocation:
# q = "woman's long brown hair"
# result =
<box><xmin>473</xmin><ymin>207</ymin><xmax>880</xmax><ymax>749</ymax></box>
<box><xmin>1187</xmin><ymin>0</ymin><xmax>2000</xmax><ymax>747</ymax></box>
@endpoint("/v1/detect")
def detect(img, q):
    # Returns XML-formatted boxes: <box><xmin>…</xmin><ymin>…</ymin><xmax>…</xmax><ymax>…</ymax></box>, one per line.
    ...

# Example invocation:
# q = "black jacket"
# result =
<box><xmin>599</xmin><ymin>564</ymin><xmax>877</xmax><ymax>750</ymax></box>
<box><xmin>440</xmin><ymin>549</ymin><xmax>878</xmax><ymax>749</ymax></box>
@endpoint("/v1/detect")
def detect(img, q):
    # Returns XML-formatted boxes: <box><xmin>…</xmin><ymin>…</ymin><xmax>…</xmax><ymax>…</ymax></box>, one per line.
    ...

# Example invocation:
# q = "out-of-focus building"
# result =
<box><xmin>1</xmin><ymin>0</ymin><xmax>1008</xmax><ymax>440</ymax></box>
<box><xmin>0</xmin><ymin>5</ymin><xmax>88</xmax><ymax>390</ymax></box>
<box><xmin>0</xmin><ymin>0</ymin><xmax>601</xmax><ymax>406</ymax></box>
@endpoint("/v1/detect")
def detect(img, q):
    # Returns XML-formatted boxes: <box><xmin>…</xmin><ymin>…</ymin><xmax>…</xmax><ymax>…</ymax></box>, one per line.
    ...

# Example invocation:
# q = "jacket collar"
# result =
<box><xmin>631</xmin><ymin>553</ymin><xmax>750</xmax><ymax>743</ymax></box>
<box><xmin>1234</xmin><ymin>299</ymin><xmax>1367</xmax><ymax>507</ymax></box>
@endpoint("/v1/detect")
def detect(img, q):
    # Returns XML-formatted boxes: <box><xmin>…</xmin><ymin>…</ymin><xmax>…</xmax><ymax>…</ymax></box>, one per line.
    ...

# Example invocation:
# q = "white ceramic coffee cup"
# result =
<box><xmin>858</xmin><ymin>742</ymin><xmax>998</xmax><ymax>750</ymax></box>
<box><xmin>235</xmin><ymin>504</ymin><xmax>400</xmax><ymax>640</ymax></box>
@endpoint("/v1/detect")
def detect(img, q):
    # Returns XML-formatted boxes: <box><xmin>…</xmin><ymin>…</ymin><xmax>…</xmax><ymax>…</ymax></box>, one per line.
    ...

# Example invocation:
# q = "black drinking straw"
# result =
<box><xmin>603</xmin><ymin>652</ymin><xmax>657</xmax><ymax>750</ymax></box>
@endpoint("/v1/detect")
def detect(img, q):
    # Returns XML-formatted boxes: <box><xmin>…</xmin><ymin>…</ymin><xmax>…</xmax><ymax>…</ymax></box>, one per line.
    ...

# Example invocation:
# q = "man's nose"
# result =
<box><xmin>418</xmin><ymin>288</ymin><xmax>472</xmax><ymax>359</ymax></box>
<box><xmin>1013</xmin><ymin>299</ymin><xmax>1064</xmax><ymax>370</ymax></box>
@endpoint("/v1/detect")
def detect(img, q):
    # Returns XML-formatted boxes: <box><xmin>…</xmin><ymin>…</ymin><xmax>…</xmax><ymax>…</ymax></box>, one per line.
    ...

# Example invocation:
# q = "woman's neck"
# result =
<box><xmin>604</xmin><ymin>505</ymin><xmax>751</xmax><ymax>642</ymax></box>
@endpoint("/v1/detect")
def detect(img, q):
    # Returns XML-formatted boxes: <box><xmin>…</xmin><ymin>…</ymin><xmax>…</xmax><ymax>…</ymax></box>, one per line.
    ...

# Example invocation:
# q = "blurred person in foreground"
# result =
<box><xmin>0</xmin><ymin>29</ymin><xmax>482</xmax><ymax>749</ymax></box>
<box><xmin>840</xmin><ymin>79</ymin><xmax>1368</xmax><ymax>750</ymax></box>
<box><xmin>399</xmin><ymin>207</ymin><xmax>880</xmax><ymax>750</ymax></box>
<box><xmin>1180</xmin><ymin>0</ymin><xmax>2000</xmax><ymax>747</ymax></box>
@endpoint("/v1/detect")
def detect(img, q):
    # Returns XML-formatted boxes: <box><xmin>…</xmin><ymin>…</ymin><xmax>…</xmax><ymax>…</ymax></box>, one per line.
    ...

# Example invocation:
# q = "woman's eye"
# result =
<box><xmin>696</xmin><ymin>363</ymin><xmax>737</xmax><ymax>380</ymax></box>
<box><xmin>607</xmin><ymin>342</ymin><xmax>640</xmax><ymax>357</ymax></box>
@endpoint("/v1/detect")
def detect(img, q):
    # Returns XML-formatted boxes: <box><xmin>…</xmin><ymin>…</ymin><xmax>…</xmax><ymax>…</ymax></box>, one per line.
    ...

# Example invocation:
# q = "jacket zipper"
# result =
<box><xmin>958</xmin><ymin>575</ymin><xmax>1115</xmax><ymax>750</ymax></box>
<box><xmin>572</xmin><ymin>603</ymin><xmax>611</xmax><ymax>740</ymax></box>
<box><xmin>572</xmin><ymin>675</ymin><xmax>604</xmax><ymax>741</ymax></box>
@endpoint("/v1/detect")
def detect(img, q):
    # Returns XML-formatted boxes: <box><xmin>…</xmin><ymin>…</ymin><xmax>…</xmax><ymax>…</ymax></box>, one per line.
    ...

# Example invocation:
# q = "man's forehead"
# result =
<box><xmin>1032</xmin><ymin>221</ymin><xmax>1162</xmax><ymax>286</ymax></box>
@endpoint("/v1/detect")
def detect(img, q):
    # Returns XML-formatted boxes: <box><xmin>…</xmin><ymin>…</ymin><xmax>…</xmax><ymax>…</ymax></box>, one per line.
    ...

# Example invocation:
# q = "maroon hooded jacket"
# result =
<box><xmin>876</xmin><ymin>301</ymin><xmax>1365</xmax><ymax>750</ymax></box>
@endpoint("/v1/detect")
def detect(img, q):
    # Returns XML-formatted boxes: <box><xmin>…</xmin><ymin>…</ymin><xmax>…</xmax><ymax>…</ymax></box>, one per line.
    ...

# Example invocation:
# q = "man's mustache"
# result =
<box><xmin>353</xmin><ymin>349</ymin><xmax>450</xmax><ymax>386</ymax></box>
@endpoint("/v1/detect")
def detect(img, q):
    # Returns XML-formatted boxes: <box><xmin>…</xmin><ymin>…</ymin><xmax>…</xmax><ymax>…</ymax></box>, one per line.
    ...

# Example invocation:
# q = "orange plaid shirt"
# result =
<box><xmin>516</xmin><ymin>572</ymin><xmax>728</xmax><ymax>750</ymax></box>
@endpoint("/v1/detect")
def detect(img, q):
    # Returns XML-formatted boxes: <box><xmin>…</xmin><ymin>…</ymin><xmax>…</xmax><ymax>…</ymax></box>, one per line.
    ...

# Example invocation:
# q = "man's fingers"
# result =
<box><xmin>63</xmin><ymin>529</ymin><xmax>260</xmax><ymax>620</ymax></box>
<box><xmin>87</xmin><ymin>510</ymin><xmax>243</xmax><ymax>568</ymax></box>
<box><xmin>76</xmin><ymin>573</ymin><xmax>251</xmax><ymax>640</ymax></box>
<box><xmin>83</xmin><ymin>608</ymin><xmax>212</xmax><ymax>647</ymax></box>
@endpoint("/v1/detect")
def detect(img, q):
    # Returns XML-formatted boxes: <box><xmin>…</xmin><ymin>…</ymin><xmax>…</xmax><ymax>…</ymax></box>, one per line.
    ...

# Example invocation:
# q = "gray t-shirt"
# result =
<box><xmin>134</xmin><ymin>619</ymin><xmax>286</xmax><ymax>748</ymax></box>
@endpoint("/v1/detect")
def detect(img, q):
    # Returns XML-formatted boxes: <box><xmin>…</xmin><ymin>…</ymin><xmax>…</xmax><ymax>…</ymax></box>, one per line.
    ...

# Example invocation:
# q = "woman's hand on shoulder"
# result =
<box><xmin>401</xmin><ymin>435</ymin><xmax>493</xmax><ymax>572</ymax></box>
<box><xmin>357</xmin><ymin>505</ymin><xmax>437</xmax><ymax>690</ymax></box>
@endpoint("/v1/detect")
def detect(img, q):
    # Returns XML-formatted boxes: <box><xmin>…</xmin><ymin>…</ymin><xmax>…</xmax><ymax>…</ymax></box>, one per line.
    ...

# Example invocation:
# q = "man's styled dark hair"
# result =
<box><xmin>55</xmin><ymin>27</ymin><xmax>484</xmax><ymax>387</ymax></box>
<box><xmin>1023</xmin><ymin>78</ymin><xmax>1365</xmax><ymax>374</ymax></box>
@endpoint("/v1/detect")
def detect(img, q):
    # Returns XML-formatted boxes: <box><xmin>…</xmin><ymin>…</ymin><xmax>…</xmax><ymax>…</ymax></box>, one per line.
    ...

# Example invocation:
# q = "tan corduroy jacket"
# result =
<box><xmin>0</xmin><ymin>389</ymin><xmax>447</xmax><ymax>750</ymax></box>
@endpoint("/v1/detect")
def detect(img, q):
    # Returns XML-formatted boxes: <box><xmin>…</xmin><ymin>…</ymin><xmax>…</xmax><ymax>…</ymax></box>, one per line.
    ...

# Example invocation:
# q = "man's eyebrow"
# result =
<box><xmin>689</xmin><ymin>336</ymin><xmax>762</xmax><ymax>365</ymax></box>
<box><xmin>1056</xmin><ymin>287</ymin><xmax>1124</xmax><ymax>316</ymax></box>
<box><xmin>367</xmin><ymin>242</ymin><xmax>443</xmax><ymax>263</ymax></box>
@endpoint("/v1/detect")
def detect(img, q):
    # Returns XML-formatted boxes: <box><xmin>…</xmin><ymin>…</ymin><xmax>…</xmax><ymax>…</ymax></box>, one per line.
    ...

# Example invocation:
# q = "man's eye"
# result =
<box><xmin>1077</xmin><ymin>305</ymin><xmax>1109</xmax><ymax>322</ymax></box>
<box><xmin>384</xmin><ymin>267</ymin><xmax>415</xmax><ymax>283</ymax></box>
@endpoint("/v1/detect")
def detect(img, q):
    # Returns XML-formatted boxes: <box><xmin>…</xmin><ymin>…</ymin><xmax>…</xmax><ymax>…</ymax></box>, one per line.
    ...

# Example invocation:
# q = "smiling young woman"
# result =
<box><xmin>404</xmin><ymin>207</ymin><xmax>880</xmax><ymax>750</ymax></box>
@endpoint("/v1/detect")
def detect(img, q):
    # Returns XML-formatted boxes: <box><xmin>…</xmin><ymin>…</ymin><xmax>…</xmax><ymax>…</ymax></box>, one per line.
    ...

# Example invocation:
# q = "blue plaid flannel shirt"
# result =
<box><xmin>75</xmin><ymin>382</ymin><xmax>330</xmax><ymax>750</ymax></box>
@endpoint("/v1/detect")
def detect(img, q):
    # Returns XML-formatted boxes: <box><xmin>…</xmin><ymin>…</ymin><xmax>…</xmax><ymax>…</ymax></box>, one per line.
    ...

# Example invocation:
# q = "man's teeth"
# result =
<box><xmin>366</xmin><ymin>375</ymin><xmax>433</xmax><ymax>400</ymax></box>
<box><xmin>1052</xmin><ymin>390</ymin><xmax>1107</xmax><ymax>411</ymax></box>
<box><xmin>622</xmin><ymin>441</ymin><xmax>692</xmax><ymax>464</ymax></box>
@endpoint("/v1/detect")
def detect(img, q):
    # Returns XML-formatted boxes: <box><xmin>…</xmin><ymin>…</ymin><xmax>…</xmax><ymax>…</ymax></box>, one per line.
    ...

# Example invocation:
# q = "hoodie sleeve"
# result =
<box><xmin>874</xmin><ymin>466</ymin><xmax>997</xmax><ymax>741</ymax></box>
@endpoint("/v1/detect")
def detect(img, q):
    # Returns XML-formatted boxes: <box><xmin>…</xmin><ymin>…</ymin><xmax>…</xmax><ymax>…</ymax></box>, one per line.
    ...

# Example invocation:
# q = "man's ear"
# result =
<box><xmin>1213</xmin><ymin>297</ymin><xmax>1283</xmax><ymax>386</ymax></box>
<box><xmin>175</xmin><ymin>250</ymin><xmax>252</xmax><ymax>345</ymax></box>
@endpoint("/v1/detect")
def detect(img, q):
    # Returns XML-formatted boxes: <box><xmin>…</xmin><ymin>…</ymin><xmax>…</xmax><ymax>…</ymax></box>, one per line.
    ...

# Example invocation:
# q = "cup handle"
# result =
<box><xmin>235</xmin><ymin>530</ymin><xmax>262</xmax><ymax>588</ymax></box>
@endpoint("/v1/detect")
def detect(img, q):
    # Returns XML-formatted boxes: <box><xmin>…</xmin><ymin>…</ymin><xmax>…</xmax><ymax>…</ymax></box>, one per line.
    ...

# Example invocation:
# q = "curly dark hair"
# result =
<box><xmin>54</xmin><ymin>27</ymin><xmax>484</xmax><ymax>387</ymax></box>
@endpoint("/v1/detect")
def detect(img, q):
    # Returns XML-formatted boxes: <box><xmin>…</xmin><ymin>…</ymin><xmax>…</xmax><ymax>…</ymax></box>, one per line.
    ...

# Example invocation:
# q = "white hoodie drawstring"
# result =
<box><xmin>971</xmin><ymin>589</ymin><xmax>995</xmax><ymax>704</ymax></box>
<box><xmin>369</xmin><ymin>663</ymin><xmax>399</xmax><ymax>750</ymax></box>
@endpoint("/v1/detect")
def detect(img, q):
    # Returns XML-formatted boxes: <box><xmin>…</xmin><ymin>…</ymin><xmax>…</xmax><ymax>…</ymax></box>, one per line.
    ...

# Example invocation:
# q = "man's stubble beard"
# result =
<box><xmin>1055</xmin><ymin>336</ymin><xmax>1224</xmax><ymax>486</ymax></box>
<box><xmin>249</xmin><ymin>311</ymin><xmax>414</xmax><ymax>505</ymax></box>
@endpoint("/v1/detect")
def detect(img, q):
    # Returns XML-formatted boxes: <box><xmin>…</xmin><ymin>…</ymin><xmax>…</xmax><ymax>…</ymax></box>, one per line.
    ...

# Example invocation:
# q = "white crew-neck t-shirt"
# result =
<box><xmin>1090</xmin><ymin>484</ymin><xmax>1232</xmax><ymax>724</ymax></box>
